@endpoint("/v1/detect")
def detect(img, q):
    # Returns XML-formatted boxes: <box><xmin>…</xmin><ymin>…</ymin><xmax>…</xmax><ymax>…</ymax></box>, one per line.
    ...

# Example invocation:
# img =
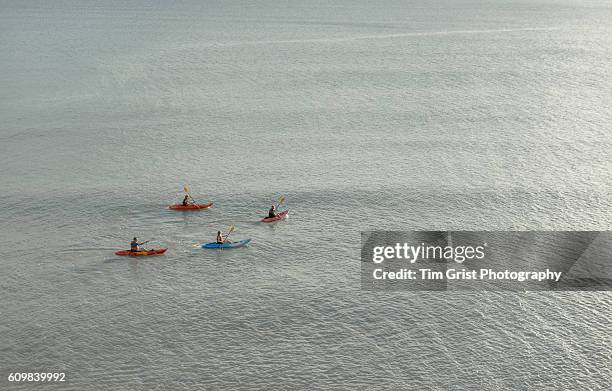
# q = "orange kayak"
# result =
<box><xmin>260</xmin><ymin>210</ymin><xmax>289</xmax><ymax>223</ymax></box>
<box><xmin>169</xmin><ymin>202</ymin><xmax>213</xmax><ymax>210</ymax></box>
<box><xmin>115</xmin><ymin>248</ymin><xmax>167</xmax><ymax>257</ymax></box>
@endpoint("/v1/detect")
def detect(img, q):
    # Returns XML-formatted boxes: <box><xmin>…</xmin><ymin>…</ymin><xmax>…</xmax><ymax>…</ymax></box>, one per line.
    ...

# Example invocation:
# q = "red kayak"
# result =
<box><xmin>260</xmin><ymin>210</ymin><xmax>289</xmax><ymax>223</ymax></box>
<box><xmin>115</xmin><ymin>248</ymin><xmax>167</xmax><ymax>257</ymax></box>
<box><xmin>169</xmin><ymin>202</ymin><xmax>213</xmax><ymax>210</ymax></box>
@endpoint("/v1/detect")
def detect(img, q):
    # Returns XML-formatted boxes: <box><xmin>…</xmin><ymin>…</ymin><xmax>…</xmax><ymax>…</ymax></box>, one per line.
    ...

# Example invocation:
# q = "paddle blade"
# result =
<box><xmin>183</xmin><ymin>184</ymin><xmax>190</xmax><ymax>193</ymax></box>
<box><xmin>228</xmin><ymin>225</ymin><xmax>235</xmax><ymax>234</ymax></box>
<box><xmin>278</xmin><ymin>195</ymin><xmax>285</xmax><ymax>205</ymax></box>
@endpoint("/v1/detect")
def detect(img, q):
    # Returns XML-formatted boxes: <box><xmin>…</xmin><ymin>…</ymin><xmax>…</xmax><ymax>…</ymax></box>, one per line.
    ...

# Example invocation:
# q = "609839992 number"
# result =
<box><xmin>7</xmin><ymin>372</ymin><xmax>66</xmax><ymax>382</ymax></box>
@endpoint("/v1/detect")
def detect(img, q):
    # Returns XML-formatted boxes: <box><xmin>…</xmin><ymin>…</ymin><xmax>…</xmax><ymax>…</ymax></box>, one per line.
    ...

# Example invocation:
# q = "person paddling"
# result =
<box><xmin>182</xmin><ymin>194</ymin><xmax>190</xmax><ymax>206</ymax></box>
<box><xmin>130</xmin><ymin>237</ymin><xmax>142</xmax><ymax>252</ymax></box>
<box><xmin>268</xmin><ymin>205</ymin><xmax>277</xmax><ymax>218</ymax></box>
<box><xmin>216</xmin><ymin>230</ymin><xmax>230</xmax><ymax>244</ymax></box>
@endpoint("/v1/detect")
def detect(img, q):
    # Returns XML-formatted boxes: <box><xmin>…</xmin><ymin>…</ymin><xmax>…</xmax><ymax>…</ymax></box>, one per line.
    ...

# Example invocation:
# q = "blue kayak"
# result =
<box><xmin>202</xmin><ymin>239</ymin><xmax>251</xmax><ymax>249</ymax></box>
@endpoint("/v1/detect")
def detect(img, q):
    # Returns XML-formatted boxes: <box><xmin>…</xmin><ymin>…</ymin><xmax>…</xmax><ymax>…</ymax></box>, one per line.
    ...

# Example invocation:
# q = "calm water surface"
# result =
<box><xmin>1</xmin><ymin>1</ymin><xmax>611</xmax><ymax>389</ymax></box>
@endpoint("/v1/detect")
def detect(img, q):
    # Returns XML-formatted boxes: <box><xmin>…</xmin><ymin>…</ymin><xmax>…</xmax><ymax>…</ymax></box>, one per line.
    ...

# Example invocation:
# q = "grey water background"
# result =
<box><xmin>1</xmin><ymin>0</ymin><xmax>611</xmax><ymax>389</ymax></box>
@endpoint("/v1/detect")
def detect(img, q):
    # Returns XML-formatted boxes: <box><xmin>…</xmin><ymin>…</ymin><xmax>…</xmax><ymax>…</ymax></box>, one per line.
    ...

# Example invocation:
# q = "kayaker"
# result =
<box><xmin>216</xmin><ymin>231</ymin><xmax>225</xmax><ymax>244</ymax></box>
<box><xmin>182</xmin><ymin>195</ymin><xmax>190</xmax><ymax>206</ymax></box>
<box><xmin>268</xmin><ymin>205</ymin><xmax>276</xmax><ymax>218</ymax></box>
<box><xmin>130</xmin><ymin>237</ymin><xmax>141</xmax><ymax>252</ymax></box>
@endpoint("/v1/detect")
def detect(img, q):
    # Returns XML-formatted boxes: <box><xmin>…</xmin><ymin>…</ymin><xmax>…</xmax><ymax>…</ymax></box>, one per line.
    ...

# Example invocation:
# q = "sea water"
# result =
<box><xmin>1</xmin><ymin>1</ymin><xmax>611</xmax><ymax>389</ymax></box>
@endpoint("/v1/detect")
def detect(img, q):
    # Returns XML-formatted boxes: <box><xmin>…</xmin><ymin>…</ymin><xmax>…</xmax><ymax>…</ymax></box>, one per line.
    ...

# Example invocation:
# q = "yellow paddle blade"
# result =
<box><xmin>278</xmin><ymin>195</ymin><xmax>285</xmax><ymax>205</ymax></box>
<box><xmin>228</xmin><ymin>225</ymin><xmax>235</xmax><ymax>233</ymax></box>
<box><xmin>183</xmin><ymin>185</ymin><xmax>190</xmax><ymax>193</ymax></box>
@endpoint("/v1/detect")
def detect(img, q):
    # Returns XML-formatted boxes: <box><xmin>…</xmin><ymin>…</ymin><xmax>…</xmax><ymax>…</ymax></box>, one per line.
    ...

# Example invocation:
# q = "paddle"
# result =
<box><xmin>223</xmin><ymin>225</ymin><xmax>236</xmax><ymax>243</ymax></box>
<box><xmin>183</xmin><ymin>184</ymin><xmax>198</xmax><ymax>205</ymax></box>
<box><xmin>275</xmin><ymin>195</ymin><xmax>285</xmax><ymax>210</ymax></box>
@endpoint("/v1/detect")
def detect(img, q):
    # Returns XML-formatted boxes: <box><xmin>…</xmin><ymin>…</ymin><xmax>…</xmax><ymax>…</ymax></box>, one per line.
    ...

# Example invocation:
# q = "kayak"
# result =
<box><xmin>202</xmin><ymin>239</ymin><xmax>251</xmax><ymax>249</ymax></box>
<box><xmin>115</xmin><ymin>248</ymin><xmax>167</xmax><ymax>257</ymax></box>
<box><xmin>169</xmin><ymin>202</ymin><xmax>213</xmax><ymax>210</ymax></box>
<box><xmin>260</xmin><ymin>210</ymin><xmax>289</xmax><ymax>223</ymax></box>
